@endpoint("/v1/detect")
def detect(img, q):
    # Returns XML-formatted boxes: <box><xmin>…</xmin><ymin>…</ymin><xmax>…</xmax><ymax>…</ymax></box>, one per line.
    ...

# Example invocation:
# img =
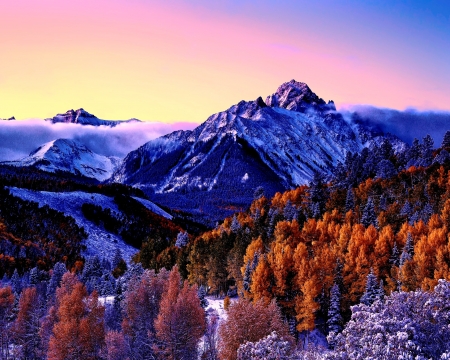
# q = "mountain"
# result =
<box><xmin>2</xmin><ymin>139</ymin><xmax>120</xmax><ymax>181</ymax></box>
<box><xmin>45</xmin><ymin>108</ymin><xmax>141</xmax><ymax>127</ymax></box>
<box><xmin>0</xmin><ymin>117</ymin><xmax>15</xmax><ymax>121</ymax></box>
<box><xmin>111</xmin><ymin>80</ymin><xmax>404</xmax><ymax>223</ymax></box>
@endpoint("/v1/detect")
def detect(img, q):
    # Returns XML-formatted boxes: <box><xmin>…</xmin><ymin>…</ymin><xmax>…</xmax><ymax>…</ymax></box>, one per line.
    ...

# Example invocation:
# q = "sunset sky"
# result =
<box><xmin>1</xmin><ymin>0</ymin><xmax>449</xmax><ymax>122</ymax></box>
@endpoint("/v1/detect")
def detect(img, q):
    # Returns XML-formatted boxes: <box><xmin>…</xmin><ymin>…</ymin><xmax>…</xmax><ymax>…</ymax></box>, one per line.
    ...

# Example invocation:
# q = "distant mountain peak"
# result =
<box><xmin>266</xmin><ymin>79</ymin><xmax>331</xmax><ymax>112</ymax></box>
<box><xmin>45</xmin><ymin>108</ymin><xmax>142</xmax><ymax>127</ymax></box>
<box><xmin>0</xmin><ymin>116</ymin><xmax>16</xmax><ymax>121</ymax></box>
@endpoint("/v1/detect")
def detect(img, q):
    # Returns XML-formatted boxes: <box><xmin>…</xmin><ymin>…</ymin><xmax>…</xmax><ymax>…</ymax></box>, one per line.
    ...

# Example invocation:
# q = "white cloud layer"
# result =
<box><xmin>0</xmin><ymin>120</ymin><xmax>198</xmax><ymax>162</ymax></box>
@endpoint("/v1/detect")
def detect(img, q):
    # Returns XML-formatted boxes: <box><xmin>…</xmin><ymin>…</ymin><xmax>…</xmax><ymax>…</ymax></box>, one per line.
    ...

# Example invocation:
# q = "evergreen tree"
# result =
<box><xmin>389</xmin><ymin>242</ymin><xmax>400</xmax><ymax>267</ymax></box>
<box><xmin>375</xmin><ymin>280</ymin><xmax>385</xmax><ymax>302</ymax></box>
<box><xmin>433</xmin><ymin>149</ymin><xmax>450</xmax><ymax>165</ymax></box>
<box><xmin>406</xmin><ymin>138</ymin><xmax>422</xmax><ymax>168</ymax></box>
<box><xmin>112</xmin><ymin>248</ymin><xmax>123</xmax><ymax>270</ymax></box>
<box><xmin>442</xmin><ymin>131</ymin><xmax>450</xmax><ymax>148</ymax></box>
<box><xmin>29</xmin><ymin>267</ymin><xmax>39</xmax><ymax>286</ymax></box>
<box><xmin>345</xmin><ymin>188</ymin><xmax>355</xmax><ymax>212</ymax></box>
<box><xmin>327</xmin><ymin>283</ymin><xmax>343</xmax><ymax>335</ymax></box>
<box><xmin>11</xmin><ymin>269</ymin><xmax>22</xmax><ymax>295</ymax></box>
<box><xmin>47</xmin><ymin>262</ymin><xmax>67</xmax><ymax>299</ymax></box>
<box><xmin>400</xmin><ymin>201</ymin><xmax>412</xmax><ymax>217</ymax></box>
<box><xmin>243</xmin><ymin>261</ymin><xmax>251</xmax><ymax>293</ymax></box>
<box><xmin>175</xmin><ymin>231</ymin><xmax>189</xmax><ymax>248</ymax></box>
<box><xmin>309</xmin><ymin>171</ymin><xmax>328</xmax><ymax>218</ymax></box>
<box><xmin>400</xmin><ymin>233</ymin><xmax>414</xmax><ymax>266</ymax></box>
<box><xmin>361</xmin><ymin>197</ymin><xmax>378</xmax><ymax>228</ymax></box>
<box><xmin>198</xmin><ymin>285</ymin><xmax>209</xmax><ymax>309</ymax></box>
<box><xmin>376</xmin><ymin>159</ymin><xmax>397</xmax><ymax>179</ymax></box>
<box><xmin>360</xmin><ymin>269</ymin><xmax>379</xmax><ymax>306</ymax></box>
<box><xmin>418</xmin><ymin>134</ymin><xmax>434</xmax><ymax>167</ymax></box>
<box><xmin>230</xmin><ymin>215</ymin><xmax>241</xmax><ymax>233</ymax></box>
<box><xmin>283</xmin><ymin>200</ymin><xmax>298</xmax><ymax>221</ymax></box>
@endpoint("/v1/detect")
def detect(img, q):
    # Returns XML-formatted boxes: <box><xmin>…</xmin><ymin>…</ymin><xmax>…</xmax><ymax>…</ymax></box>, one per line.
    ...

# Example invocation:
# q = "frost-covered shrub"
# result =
<box><xmin>326</xmin><ymin>280</ymin><xmax>450</xmax><ymax>359</ymax></box>
<box><xmin>237</xmin><ymin>331</ymin><xmax>293</xmax><ymax>360</ymax></box>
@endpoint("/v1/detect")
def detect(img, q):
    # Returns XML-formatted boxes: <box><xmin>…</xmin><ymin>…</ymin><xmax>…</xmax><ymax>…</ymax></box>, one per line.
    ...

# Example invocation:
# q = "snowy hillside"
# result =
<box><xmin>2</xmin><ymin>139</ymin><xmax>121</xmax><ymax>181</ymax></box>
<box><xmin>7</xmin><ymin>187</ymin><xmax>171</xmax><ymax>262</ymax></box>
<box><xmin>45</xmin><ymin>108</ymin><xmax>141</xmax><ymax>127</ymax></box>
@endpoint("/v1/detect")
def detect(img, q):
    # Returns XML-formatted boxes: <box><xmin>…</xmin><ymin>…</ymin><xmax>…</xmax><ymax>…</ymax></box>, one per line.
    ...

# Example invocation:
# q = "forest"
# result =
<box><xmin>2</xmin><ymin>133</ymin><xmax>450</xmax><ymax>358</ymax></box>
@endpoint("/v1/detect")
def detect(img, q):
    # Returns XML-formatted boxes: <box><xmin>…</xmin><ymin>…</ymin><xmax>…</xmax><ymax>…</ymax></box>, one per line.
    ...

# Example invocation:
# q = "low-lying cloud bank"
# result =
<box><xmin>0</xmin><ymin>120</ymin><xmax>198</xmax><ymax>162</ymax></box>
<box><xmin>340</xmin><ymin>105</ymin><xmax>450</xmax><ymax>145</ymax></box>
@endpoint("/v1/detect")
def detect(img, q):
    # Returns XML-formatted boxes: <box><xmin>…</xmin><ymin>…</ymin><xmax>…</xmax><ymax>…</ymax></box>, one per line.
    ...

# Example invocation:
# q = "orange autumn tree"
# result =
<box><xmin>47</xmin><ymin>273</ymin><xmax>105</xmax><ymax>360</ymax></box>
<box><xmin>218</xmin><ymin>298</ymin><xmax>291</xmax><ymax>360</ymax></box>
<box><xmin>155</xmin><ymin>266</ymin><xmax>206</xmax><ymax>360</ymax></box>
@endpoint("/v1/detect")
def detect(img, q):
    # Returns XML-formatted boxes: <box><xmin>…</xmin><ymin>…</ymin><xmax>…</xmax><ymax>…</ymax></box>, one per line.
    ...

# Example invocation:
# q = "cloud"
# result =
<box><xmin>0</xmin><ymin>119</ymin><xmax>199</xmax><ymax>162</ymax></box>
<box><xmin>339</xmin><ymin>105</ymin><xmax>450</xmax><ymax>146</ymax></box>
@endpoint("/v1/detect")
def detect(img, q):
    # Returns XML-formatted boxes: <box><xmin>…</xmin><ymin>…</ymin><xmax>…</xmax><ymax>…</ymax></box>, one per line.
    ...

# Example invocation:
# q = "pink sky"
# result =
<box><xmin>1</xmin><ymin>0</ymin><xmax>449</xmax><ymax>122</ymax></box>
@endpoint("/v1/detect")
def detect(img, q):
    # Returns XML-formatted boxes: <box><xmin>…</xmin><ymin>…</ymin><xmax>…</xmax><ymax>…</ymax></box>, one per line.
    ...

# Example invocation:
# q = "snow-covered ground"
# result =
<box><xmin>132</xmin><ymin>196</ymin><xmax>172</xmax><ymax>219</ymax></box>
<box><xmin>7</xmin><ymin>187</ymin><xmax>170</xmax><ymax>263</ymax></box>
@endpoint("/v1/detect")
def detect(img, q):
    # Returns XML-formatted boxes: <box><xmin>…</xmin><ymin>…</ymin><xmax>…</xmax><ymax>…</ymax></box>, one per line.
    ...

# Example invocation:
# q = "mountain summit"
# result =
<box><xmin>110</xmin><ymin>80</ymin><xmax>401</xmax><ymax>222</ymax></box>
<box><xmin>45</xmin><ymin>108</ymin><xmax>141</xmax><ymax>127</ymax></box>
<box><xmin>265</xmin><ymin>79</ymin><xmax>334</xmax><ymax>112</ymax></box>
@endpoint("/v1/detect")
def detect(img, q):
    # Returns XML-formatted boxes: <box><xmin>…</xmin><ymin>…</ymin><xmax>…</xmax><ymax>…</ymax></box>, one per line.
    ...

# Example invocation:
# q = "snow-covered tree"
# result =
<box><xmin>327</xmin><ymin>280</ymin><xmax>450</xmax><ymax>359</ymax></box>
<box><xmin>230</xmin><ymin>215</ymin><xmax>241</xmax><ymax>233</ymax></box>
<box><xmin>361</xmin><ymin>197</ymin><xmax>377</xmax><ymax>228</ymax></box>
<box><xmin>237</xmin><ymin>331</ymin><xmax>293</xmax><ymax>360</ymax></box>
<box><xmin>376</xmin><ymin>159</ymin><xmax>397</xmax><ymax>179</ymax></box>
<box><xmin>400</xmin><ymin>233</ymin><xmax>414</xmax><ymax>266</ymax></box>
<box><xmin>345</xmin><ymin>188</ymin><xmax>355</xmax><ymax>212</ymax></box>
<box><xmin>360</xmin><ymin>269</ymin><xmax>380</xmax><ymax>306</ymax></box>
<box><xmin>175</xmin><ymin>231</ymin><xmax>189</xmax><ymax>248</ymax></box>
<box><xmin>442</xmin><ymin>130</ymin><xmax>450</xmax><ymax>148</ymax></box>
<box><xmin>389</xmin><ymin>242</ymin><xmax>400</xmax><ymax>267</ymax></box>
<box><xmin>433</xmin><ymin>149</ymin><xmax>450</xmax><ymax>165</ymax></box>
<box><xmin>198</xmin><ymin>285</ymin><xmax>209</xmax><ymax>309</ymax></box>
<box><xmin>47</xmin><ymin>262</ymin><xmax>67</xmax><ymax>299</ymax></box>
<box><xmin>327</xmin><ymin>283</ymin><xmax>343</xmax><ymax>335</ymax></box>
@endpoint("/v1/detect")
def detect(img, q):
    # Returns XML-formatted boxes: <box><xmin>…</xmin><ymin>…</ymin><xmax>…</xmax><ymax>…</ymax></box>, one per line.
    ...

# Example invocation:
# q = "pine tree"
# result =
<box><xmin>175</xmin><ymin>231</ymin><xmax>189</xmax><ymax>248</ymax></box>
<box><xmin>345</xmin><ymin>188</ymin><xmax>355</xmax><ymax>212</ymax></box>
<box><xmin>327</xmin><ymin>283</ymin><xmax>343</xmax><ymax>335</ymax></box>
<box><xmin>442</xmin><ymin>130</ymin><xmax>450</xmax><ymax>148</ymax></box>
<box><xmin>400</xmin><ymin>233</ymin><xmax>414</xmax><ymax>266</ymax></box>
<box><xmin>198</xmin><ymin>285</ymin><xmax>209</xmax><ymax>309</ymax></box>
<box><xmin>47</xmin><ymin>262</ymin><xmax>67</xmax><ymax>300</ymax></box>
<box><xmin>230</xmin><ymin>215</ymin><xmax>241</xmax><ymax>233</ymax></box>
<box><xmin>243</xmin><ymin>261</ymin><xmax>251</xmax><ymax>293</ymax></box>
<box><xmin>361</xmin><ymin>197</ymin><xmax>378</xmax><ymax>228</ymax></box>
<box><xmin>389</xmin><ymin>242</ymin><xmax>400</xmax><ymax>267</ymax></box>
<box><xmin>111</xmin><ymin>248</ymin><xmax>123</xmax><ymax>270</ymax></box>
<box><xmin>360</xmin><ymin>269</ymin><xmax>379</xmax><ymax>306</ymax></box>
<box><xmin>11</xmin><ymin>269</ymin><xmax>21</xmax><ymax>295</ymax></box>
<box><xmin>29</xmin><ymin>267</ymin><xmax>39</xmax><ymax>286</ymax></box>
<box><xmin>375</xmin><ymin>280</ymin><xmax>385</xmax><ymax>302</ymax></box>
<box><xmin>418</xmin><ymin>134</ymin><xmax>434</xmax><ymax>167</ymax></box>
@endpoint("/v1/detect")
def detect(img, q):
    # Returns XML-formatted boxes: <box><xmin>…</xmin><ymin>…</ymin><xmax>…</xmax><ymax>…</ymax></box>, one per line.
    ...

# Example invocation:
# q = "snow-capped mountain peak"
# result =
<box><xmin>265</xmin><ymin>79</ymin><xmax>336</xmax><ymax>112</ymax></box>
<box><xmin>45</xmin><ymin>108</ymin><xmax>142</xmax><ymax>127</ymax></box>
<box><xmin>110</xmin><ymin>79</ymin><xmax>402</xmax><ymax>224</ymax></box>
<box><xmin>2</xmin><ymin>138</ymin><xmax>120</xmax><ymax>181</ymax></box>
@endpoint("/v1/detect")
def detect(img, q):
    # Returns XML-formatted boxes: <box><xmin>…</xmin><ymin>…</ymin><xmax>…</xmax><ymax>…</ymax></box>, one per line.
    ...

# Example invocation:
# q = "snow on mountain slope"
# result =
<box><xmin>45</xmin><ymin>108</ymin><xmax>141</xmax><ymax>127</ymax></box>
<box><xmin>112</xmin><ymin>80</ymin><xmax>389</xmax><ymax>193</ymax></box>
<box><xmin>7</xmin><ymin>188</ymin><xmax>171</xmax><ymax>262</ymax></box>
<box><xmin>2</xmin><ymin>139</ymin><xmax>120</xmax><ymax>181</ymax></box>
<box><xmin>131</xmin><ymin>196</ymin><xmax>173</xmax><ymax>219</ymax></box>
